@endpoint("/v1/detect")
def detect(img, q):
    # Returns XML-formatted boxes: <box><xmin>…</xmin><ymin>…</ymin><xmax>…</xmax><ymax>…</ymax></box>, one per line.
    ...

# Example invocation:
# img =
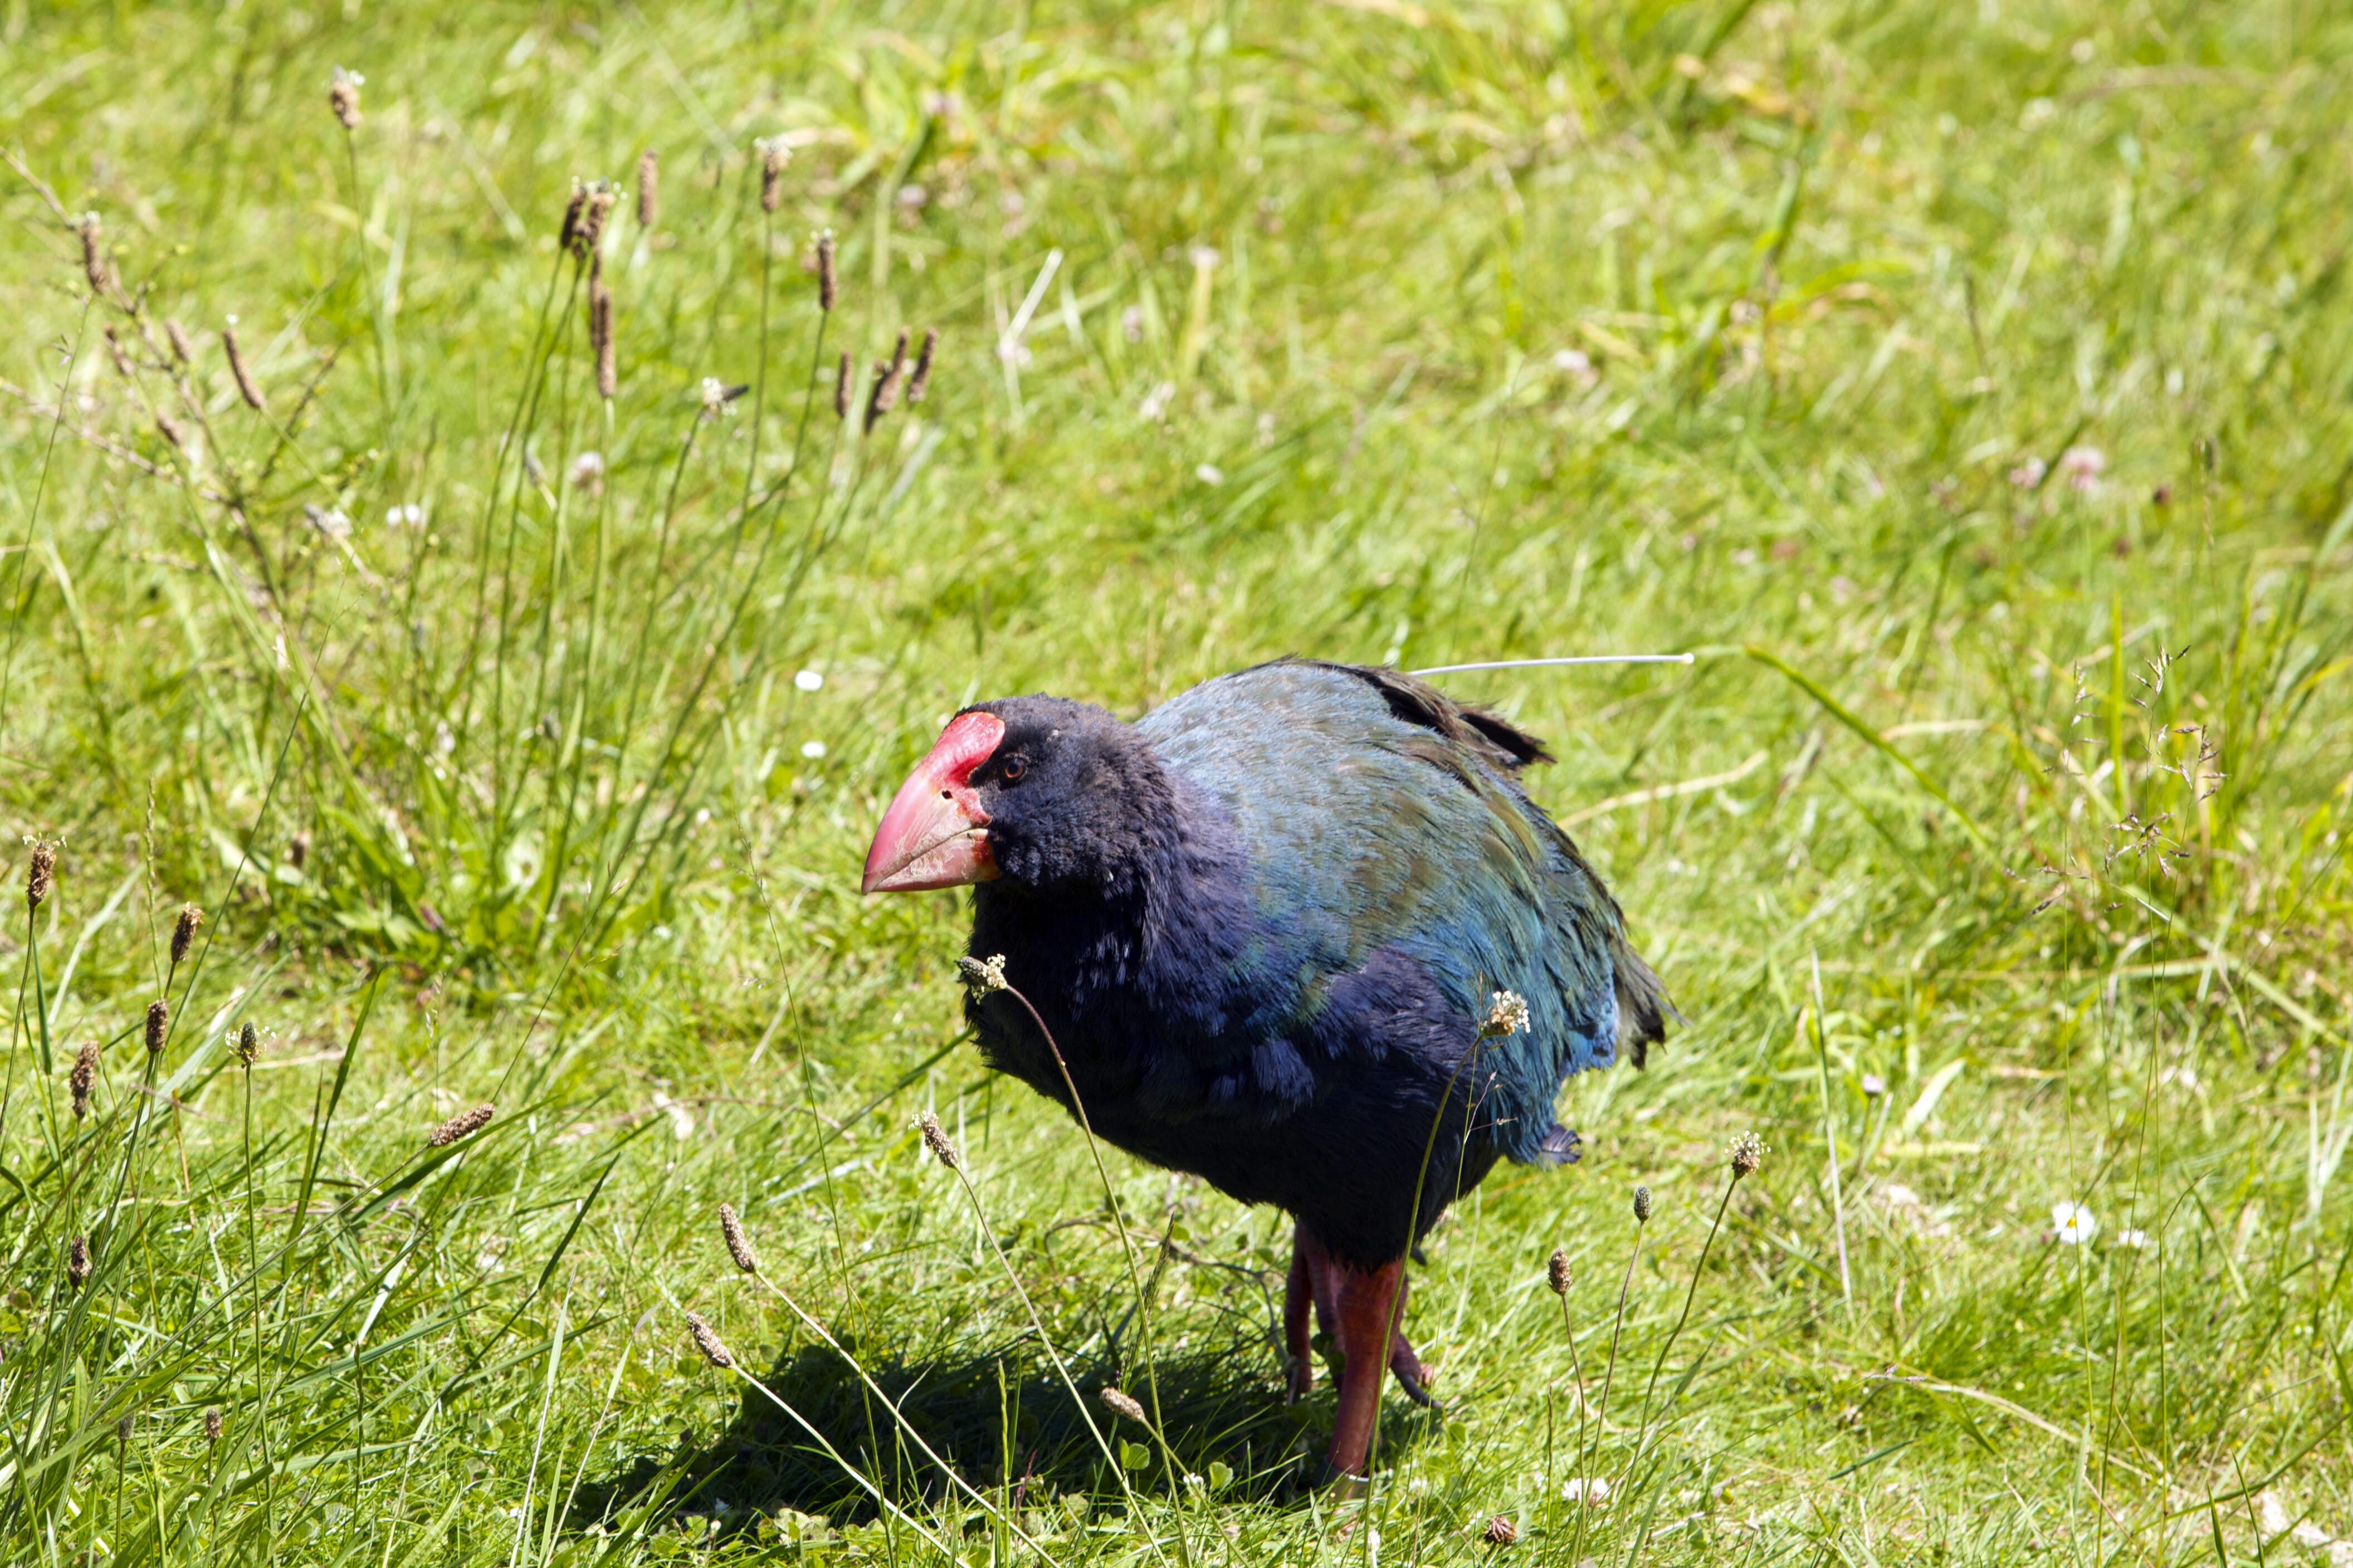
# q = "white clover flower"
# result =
<box><xmin>1195</xmin><ymin>463</ymin><xmax>1223</xmax><ymax>486</ymax></box>
<box><xmin>2060</xmin><ymin>445</ymin><xmax>2106</xmax><ymax>492</ymax></box>
<box><xmin>799</xmin><ymin>740</ymin><xmax>827</xmax><ymax>760</ymax></box>
<box><xmin>2051</xmin><ymin>1201</ymin><xmax>2098</xmax><ymax>1245</ymax></box>
<box><xmin>793</xmin><ymin>668</ymin><xmax>824</xmax><ymax>692</ymax></box>
<box><xmin>569</xmin><ymin>451</ymin><xmax>606</xmax><ymax>490</ymax></box>
<box><xmin>2008</xmin><ymin>456</ymin><xmax>2047</xmax><ymax>489</ymax></box>
<box><xmin>699</xmin><ymin>377</ymin><xmax>741</xmax><ymax>418</ymax></box>
<box><xmin>1480</xmin><ymin>989</ymin><xmax>1531</xmax><ymax>1039</ymax></box>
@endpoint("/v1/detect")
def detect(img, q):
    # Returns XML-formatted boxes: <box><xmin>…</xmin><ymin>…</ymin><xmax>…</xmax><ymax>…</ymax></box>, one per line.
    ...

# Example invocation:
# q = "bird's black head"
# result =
<box><xmin>861</xmin><ymin>695</ymin><xmax>1173</xmax><ymax>898</ymax></box>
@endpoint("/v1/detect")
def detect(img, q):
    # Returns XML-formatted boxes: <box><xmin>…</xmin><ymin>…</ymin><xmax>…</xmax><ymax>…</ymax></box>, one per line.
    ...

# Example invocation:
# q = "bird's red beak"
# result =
<box><xmin>861</xmin><ymin>711</ymin><xmax>1005</xmax><ymax>893</ymax></box>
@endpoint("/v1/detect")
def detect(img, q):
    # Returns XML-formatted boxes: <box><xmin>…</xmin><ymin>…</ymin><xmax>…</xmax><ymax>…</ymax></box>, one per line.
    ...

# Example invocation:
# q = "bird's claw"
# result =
<box><xmin>1389</xmin><ymin>1336</ymin><xmax>1438</xmax><ymax>1408</ymax></box>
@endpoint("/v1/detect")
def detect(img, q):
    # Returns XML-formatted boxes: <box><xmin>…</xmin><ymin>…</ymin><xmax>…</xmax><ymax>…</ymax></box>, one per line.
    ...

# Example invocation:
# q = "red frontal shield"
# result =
<box><xmin>861</xmin><ymin>711</ymin><xmax>1006</xmax><ymax>893</ymax></box>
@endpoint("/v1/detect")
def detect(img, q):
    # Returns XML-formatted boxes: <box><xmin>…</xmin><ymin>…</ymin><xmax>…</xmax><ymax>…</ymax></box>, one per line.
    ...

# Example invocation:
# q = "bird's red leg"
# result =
<box><xmin>1283</xmin><ymin>1224</ymin><xmax>1315</xmax><ymax>1402</ymax></box>
<box><xmin>1322</xmin><ymin>1257</ymin><xmax>1409</xmax><ymax>1485</ymax></box>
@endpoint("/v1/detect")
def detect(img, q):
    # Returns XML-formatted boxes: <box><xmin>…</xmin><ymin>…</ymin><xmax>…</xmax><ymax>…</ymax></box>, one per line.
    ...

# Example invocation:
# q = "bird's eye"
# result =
<box><xmin>1001</xmin><ymin>756</ymin><xmax>1027</xmax><ymax>781</ymax></box>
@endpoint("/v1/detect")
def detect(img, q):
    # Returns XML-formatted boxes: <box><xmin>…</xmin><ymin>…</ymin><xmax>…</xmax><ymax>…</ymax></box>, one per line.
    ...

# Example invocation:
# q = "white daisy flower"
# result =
<box><xmin>2051</xmin><ymin>1201</ymin><xmax>2098</xmax><ymax>1245</ymax></box>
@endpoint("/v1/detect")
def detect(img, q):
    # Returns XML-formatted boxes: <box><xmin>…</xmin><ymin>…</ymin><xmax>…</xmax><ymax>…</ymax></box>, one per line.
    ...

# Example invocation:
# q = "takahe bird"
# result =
<box><xmin>861</xmin><ymin>659</ymin><xmax>1670</xmax><ymax>1482</ymax></box>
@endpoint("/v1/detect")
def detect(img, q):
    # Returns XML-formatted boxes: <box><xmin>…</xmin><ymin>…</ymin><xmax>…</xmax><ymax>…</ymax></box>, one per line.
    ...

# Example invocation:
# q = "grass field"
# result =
<box><xmin>5</xmin><ymin>0</ymin><xmax>2353</xmax><ymax>1561</ymax></box>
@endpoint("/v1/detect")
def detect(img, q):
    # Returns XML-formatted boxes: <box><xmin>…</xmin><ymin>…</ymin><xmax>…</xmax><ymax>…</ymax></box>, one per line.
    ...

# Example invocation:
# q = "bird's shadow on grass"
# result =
<box><xmin>572</xmin><ymin>1328</ymin><xmax>1442</xmax><ymax>1535</ymax></box>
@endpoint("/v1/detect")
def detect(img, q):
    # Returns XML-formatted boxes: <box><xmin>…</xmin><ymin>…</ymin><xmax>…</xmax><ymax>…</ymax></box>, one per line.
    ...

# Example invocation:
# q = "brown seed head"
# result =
<box><xmin>1484</xmin><ymin>1514</ymin><xmax>1521</xmax><ymax>1546</ymax></box>
<box><xmin>145</xmin><ymin>1000</ymin><xmax>168</xmax><ymax>1056</ymax></box>
<box><xmin>636</xmin><ymin>148</ymin><xmax>659</xmax><ymax>226</ymax></box>
<box><xmin>863</xmin><ymin>335</ymin><xmax>909</xmax><ymax>434</ymax></box>
<box><xmin>235</xmin><ymin>1020</ymin><xmax>259</xmax><ymax>1066</ymax></box>
<box><xmin>686</xmin><ymin>1310</ymin><xmax>734</xmax><ymax>1369</ymax></box>
<box><xmin>579</xmin><ymin>182</ymin><xmax>616</xmax><ymax>257</ymax></box>
<box><xmin>203</xmin><ymin>1408</ymin><xmax>223</xmax><ymax>1445</ymax></box>
<box><xmin>104</xmin><ymin>325</ymin><xmax>134</xmax><ymax>379</ymax></box>
<box><xmin>919</xmin><ymin>1110</ymin><xmax>960</xmax><ymax>1170</ymax></box>
<box><xmin>832</xmin><ymin>351</ymin><xmax>853</xmax><ymax>419</ymax></box>
<box><xmin>70</xmin><ymin>1041</ymin><xmax>100</xmax><ymax>1121</ymax></box>
<box><xmin>957</xmin><ymin>954</ymin><xmax>1009</xmax><ymax>994</ymax></box>
<box><xmin>27</xmin><ymin>841</ymin><xmax>55</xmax><ymax>913</ymax></box>
<box><xmin>165</xmin><ymin>317</ymin><xmax>196</xmax><ymax>364</ymax></box>
<box><xmin>118</xmin><ymin>1413</ymin><xmax>134</xmax><ymax>1443</ymax></box>
<box><xmin>1632</xmin><ymin>1185</ymin><xmax>1653</xmax><ymax>1224</ymax></box>
<box><xmin>758</xmin><ymin>137</ymin><xmax>789</xmax><ymax>213</ymax></box>
<box><xmin>156</xmin><ymin>411</ymin><xmax>187</xmax><ymax>450</ymax></box>
<box><xmin>1546</xmin><ymin>1248</ymin><xmax>1571</xmax><ymax>1296</ymax></box>
<box><xmin>590</xmin><ymin>277</ymin><xmax>616</xmax><ymax>399</ymax></box>
<box><xmin>223</xmin><ymin>321</ymin><xmax>266</xmax><ymax>412</ymax></box>
<box><xmin>75</xmin><ymin>213</ymin><xmax>110</xmax><ymax>296</ymax></box>
<box><xmin>329</xmin><ymin>65</ymin><xmax>363</xmax><ymax>130</ymax></box>
<box><xmin>1098</xmin><ymin>1386</ymin><xmax>1146</xmax><ymax>1424</ymax></box>
<box><xmin>816</xmin><ymin>232</ymin><xmax>837</xmax><ymax>311</ymax></box>
<box><xmin>906</xmin><ymin>328</ymin><xmax>939</xmax><ymax>405</ymax></box>
<box><xmin>719</xmin><ymin>1203</ymin><xmax>759</xmax><ymax>1274</ymax></box>
<box><xmin>558</xmin><ymin>182</ymin><xmax>589</xmax><ymax>253</ymax></box>
<box><xmin>428</xmin><ymin>1103</ymin><xmax>495</xmax><ymax>1147</ymax></box>
<box><xmin>288</xmin><ymin>829</ymin><xmax>311</xmax><ymax>870</ymax></box>
<box><xmin>1729</xmin><ymin>1132</ymin><xmax>1766</xmax><ymax>1179</ymax></box>
<box><xmin>171</xmin><ymin>902</ymin><xmax>203</xmax><ymax>966</ymax></box>
<box><xmin>67</xmin><ymin>1234</ymin><xmax>92</xmax><ymax>1289</ymax></box>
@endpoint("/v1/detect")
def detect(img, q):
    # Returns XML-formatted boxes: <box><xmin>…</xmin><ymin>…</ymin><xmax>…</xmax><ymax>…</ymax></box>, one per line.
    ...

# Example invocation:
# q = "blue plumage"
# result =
<box><xmin>951</xmin><ymin>660</ymin><xmax>1669</xmax><ymax>1269</ymax></box>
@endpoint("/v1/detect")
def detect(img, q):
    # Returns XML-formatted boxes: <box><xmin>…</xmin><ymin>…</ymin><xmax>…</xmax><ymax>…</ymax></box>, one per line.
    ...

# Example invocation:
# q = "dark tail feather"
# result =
<box><xmin>1613</xmin><ymin>941</ymin><xmax>1676</xmax><ymax>1069</ymax></box>
<box><xmin>1290</xmin><ymin>659</ymin><xmax>1555</xmax><ymax>770</ymax></box>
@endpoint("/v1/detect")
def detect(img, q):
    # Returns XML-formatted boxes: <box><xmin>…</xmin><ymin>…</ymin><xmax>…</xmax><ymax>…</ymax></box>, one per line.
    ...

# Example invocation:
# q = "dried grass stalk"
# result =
<box><xmin>428</xmin><ymin>1103</ymin><xmax>495</xmax><ymax>1147</ymax></box>
<box><xmin>907</xmin><ymin>328</ymin><xmax>939</xmax><ymax>404</ymax></box>
<box><xmin>919</xmin><ymin>1110</ymin><xmax>960</xmax><ymax>1170</ymax></box>
<box><xmin>329</xmin><ymin>66</ymin><xmax>363</xmax><ymax>130</ymax></box>
<box><xmin>685</xmin><ymin>1310</ymin><xmax>734</xmax><ymax>1369</ymax></box>
<box><xmin>590</xmin><ymin>277</ymin><xmax>616</xmax><ymax>399</ymax></box>
<box><xmin>223</xmin><ymin>321</ymin><xmax>267</xmax><ymax>412</ymax></box>
<box><xmin>70</xmin><ymin>1041</ymin><xmax>99</xmax><ymax>1121</ymax></box>
<box><xmin>719</xmin><ymin>1203</ymin><xmax>759</xmax><ymax>1273</ymax></box>
<box><xmin>170</xmin><ymin>902</ymin><xmax>203</xmax><ymax>966</ymax></box>
<box><xmin>863</xmin><ymin>331</ymin><xmax>909</xmax><ymax>433</ymax></box>
<box><xmin>27</xmin><ymin>841</ymin><xmax>54</xmax><ymax>913</ymax></box>
<box><xmin>758</xmin><ymin>137</ymin><xmax>788</xmax><ymax>213</ymax></box>
<box><xmin>76</xmin><ymin>213</ymin><xmax>110</xmax><ymax>296</ymax></box>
